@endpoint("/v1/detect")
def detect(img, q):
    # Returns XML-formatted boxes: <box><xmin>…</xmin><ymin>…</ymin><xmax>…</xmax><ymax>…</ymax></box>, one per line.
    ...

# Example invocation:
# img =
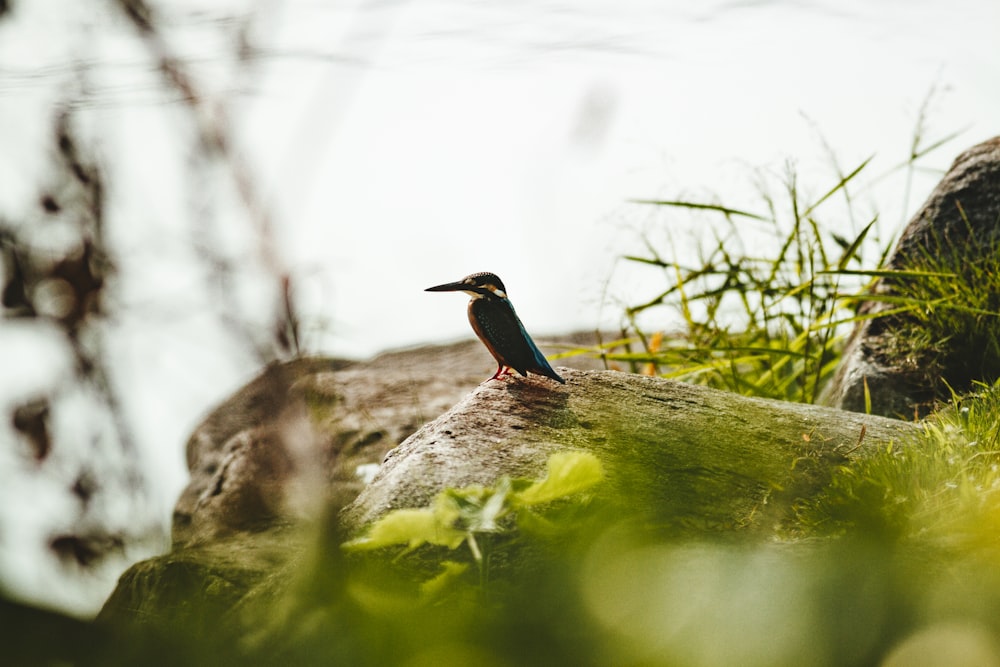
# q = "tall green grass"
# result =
<box><xmin>551</xmin><ymin>154</ymin><xmax>894</xmax><ymax>402</ymax></box>
<box><xmin>623</xmin><ymin>161</ymin><xmax>882</xmax><ymax>403</ymax></box>
<box><xmin>555</xmin><ymin>123</ymin><xmax>985</xmax><ymax>407</ymax></box>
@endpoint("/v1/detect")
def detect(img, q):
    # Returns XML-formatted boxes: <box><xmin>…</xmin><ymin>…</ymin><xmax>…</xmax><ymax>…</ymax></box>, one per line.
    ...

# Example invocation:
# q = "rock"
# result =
<box><xmin>173</xmin><ymin>357</ymin><xmax>352</xmax><ymax>546</ymax></box>
<box><xmin>342</xmin><ymin>368</ymin><xmax>919</xmax><ymax>533</ymax></box>
<box><xmin>101</xmin><ymin>367</ymin><xmax>919</xmax><ymax>644</ymax></box>
<box><xmin>98</xmin><ymin>528</ymin><xmax>301</xmax><ymax>636</ymax></box>
<box><xmin>822</xmin><ymin>137</ymin><xmax>1000</xmax><ymax>417</ymax></box>
<box><xmin>172</xmin><ymin>334</ymin><xmax>611</xmax><ymax>546</ymax></box>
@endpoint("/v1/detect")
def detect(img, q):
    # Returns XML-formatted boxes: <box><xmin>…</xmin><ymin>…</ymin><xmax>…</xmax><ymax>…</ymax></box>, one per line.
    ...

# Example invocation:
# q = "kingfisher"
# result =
<box><xmin>426</xmin><ymin>272</ymin><xmax>565</xmax><ymax>384</ymax></box>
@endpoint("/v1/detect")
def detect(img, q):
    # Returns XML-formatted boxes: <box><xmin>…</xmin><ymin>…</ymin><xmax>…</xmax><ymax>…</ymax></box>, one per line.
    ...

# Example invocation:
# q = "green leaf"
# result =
<box><xmin>345</xmin><ymin>451</ymin><xmax>605</xmax><ymax>555</ymax></box>
<box><xmin>836</xmin><ymin>216</ymin><xmax>879</xmax><ymax>270</ymax></box>
<box><xmin>800</xmin><ymin>155</ymin><xmax>874</xmax><ymax>219</ymax></box>
<box><xmin>418</xmin><ymin>561</ymin><xmax>470</xmax><ymax>601</ymax></box>
<box><xmin>343</xmin><ymin>506</ymin><xmax>466</xmax><ymax>551</ymax></box>
<box><xmin>546</xmin><ymin>337</ymin><xmax>640</xmax><ymax>360</ymax></box>
<box><xmin>441</xmin><ymin>476</ymin><xmax>512</xmax><ymax>533</ymax></box>
<box><xmin>516</xmin><ymin>507</ymin><xmax>558</xmax><ymax>536</ymax></box>
<box><xmin>630</xmin><ymin>199</ymin><xmax>769</xmax><ymax>221</ymax></box>
<box><xmin>515</xmin><ymin>452</ymin><xmax>605</xmax><ymax>506</ymax></box>
<box><xmin>819</xmin><ymin>269</ymin><xmax>957</xmax><ymax>279</ymax></box>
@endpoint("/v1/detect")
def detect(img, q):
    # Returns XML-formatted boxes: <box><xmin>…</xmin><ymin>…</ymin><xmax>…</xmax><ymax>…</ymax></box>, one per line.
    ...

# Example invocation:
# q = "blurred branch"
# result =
<box><xmin>116</xmin><ymin>0</ymin><xmax>301</xmax><ymax>360</ymax></box>
<box><xmin>0</xmin><ymin>98</ymin><xmax>144</xmax><ymax>569</ymax></box>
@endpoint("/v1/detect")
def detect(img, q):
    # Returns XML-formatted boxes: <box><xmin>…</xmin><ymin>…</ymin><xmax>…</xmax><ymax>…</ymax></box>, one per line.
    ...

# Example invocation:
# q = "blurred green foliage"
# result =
<box><xmin>220</xmin><ymin>397</ymin><xmax>1000</xmax><ymax>667</ymax></box>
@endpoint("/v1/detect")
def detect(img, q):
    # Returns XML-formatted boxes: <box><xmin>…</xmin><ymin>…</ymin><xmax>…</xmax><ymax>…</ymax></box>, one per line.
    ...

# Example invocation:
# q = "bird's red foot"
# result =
<box><xmin>490</xmin><ymin>365</ymin><xmax>513</xmax><ymax>381</ymax></box>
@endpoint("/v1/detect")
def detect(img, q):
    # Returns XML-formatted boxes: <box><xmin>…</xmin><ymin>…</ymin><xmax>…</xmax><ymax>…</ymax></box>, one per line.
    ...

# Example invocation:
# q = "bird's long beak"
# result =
<box><xmin>425</xmin><ymin>280</ymin><xmax>467</xmax><ymax>292</ymax></box>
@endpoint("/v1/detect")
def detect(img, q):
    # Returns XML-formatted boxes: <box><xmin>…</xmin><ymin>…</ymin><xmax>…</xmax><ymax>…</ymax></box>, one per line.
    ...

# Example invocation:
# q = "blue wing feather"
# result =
<box><xmin>516</xmin><ymin>316</ymin><xmax>562</xmax><ymax>378</ymax></box>
<box><xmin>468</xmin><ymin>297</ymin><xmax>565</xmax><ymax>383</ymax></box>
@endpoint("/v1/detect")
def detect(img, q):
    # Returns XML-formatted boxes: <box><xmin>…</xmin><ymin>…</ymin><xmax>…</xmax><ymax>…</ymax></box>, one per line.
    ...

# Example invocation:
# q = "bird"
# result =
<box><xmin>425</xmin><ymin>272</ymin><xmax>565</xmax><ymax>384</ymax></box>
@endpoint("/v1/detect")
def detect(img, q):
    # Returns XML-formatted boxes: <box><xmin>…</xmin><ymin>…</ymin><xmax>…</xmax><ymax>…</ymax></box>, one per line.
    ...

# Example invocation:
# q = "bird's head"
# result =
<box><xmin>425</xmin><ymin>272</ymin><xmax>508</xmax><ymax>300</ymax></box>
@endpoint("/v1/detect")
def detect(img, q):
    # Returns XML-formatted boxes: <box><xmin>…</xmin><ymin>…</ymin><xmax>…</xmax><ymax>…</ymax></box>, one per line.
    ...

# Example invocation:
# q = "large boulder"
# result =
<box><xmin>102</xmin><ymin>368</ymin><xmax>920</xmax><ymax>641</ymax></box>
<box><xmin>342</xmin><ymin>369</ymin><xmax>918</xmax><ymax>533</ymax></box>
<box><xmin>172</xmin><ymin>334</ymin><xmax>610</xmax><ymax>546</ymax></box>
<box><xmin>822</xmin><ymin>136</ymin><xmax>1000</xmax><ymax>417</ymax></box>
